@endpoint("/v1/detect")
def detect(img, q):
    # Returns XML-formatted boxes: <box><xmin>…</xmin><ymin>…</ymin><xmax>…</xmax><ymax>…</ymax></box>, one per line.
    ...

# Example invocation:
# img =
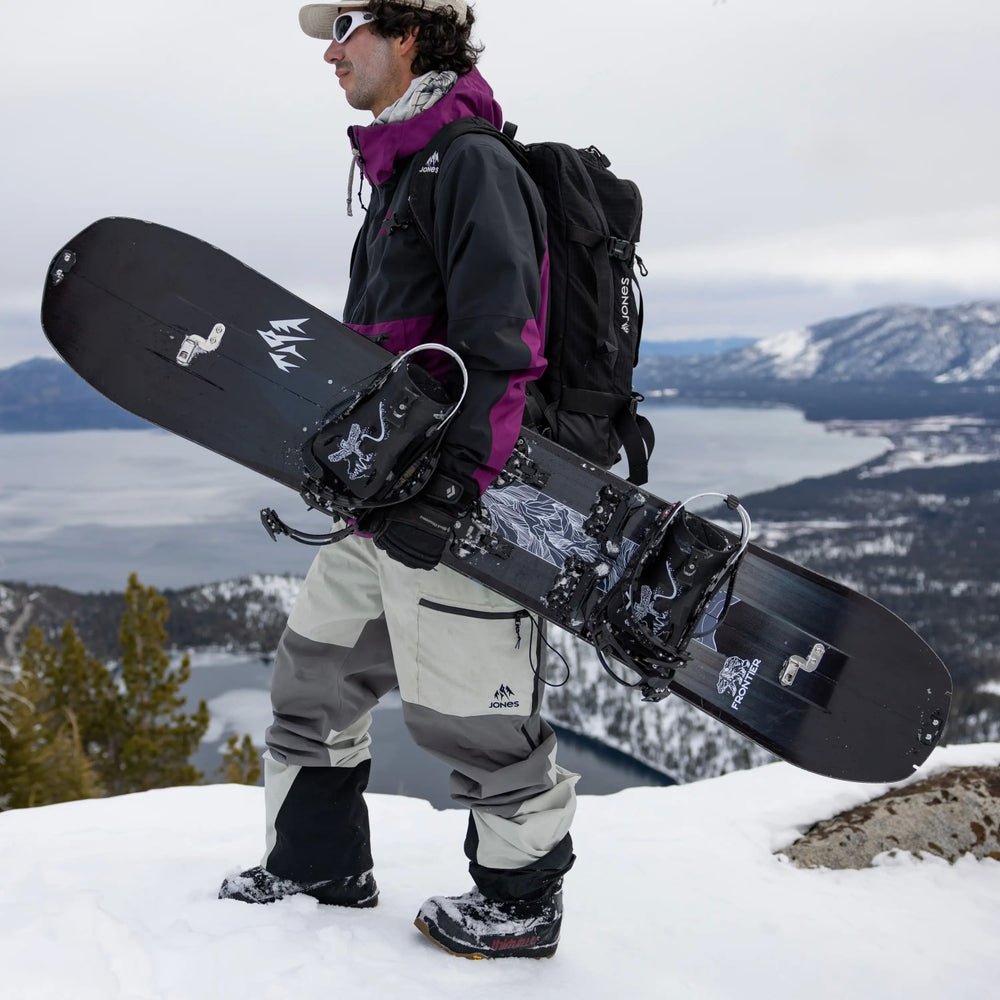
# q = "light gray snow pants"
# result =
<box><xmin>262</xmin><ymin>528</ymin><xmax>579</xmax><ymax>889</ymax></box>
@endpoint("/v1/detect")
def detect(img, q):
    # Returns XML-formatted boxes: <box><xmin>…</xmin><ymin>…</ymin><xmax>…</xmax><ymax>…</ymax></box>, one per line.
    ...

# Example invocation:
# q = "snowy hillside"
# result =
<box><xmin>640</xmin><ymin>300</ymin><xmax>1000</xmax><ymax>385</ymax></box>
<box><xmin>542</xmin><ymin>627</ymin><xmax>776</xmax><ymax>781</ymax></box>
<box><xmin>2</xmin><ymin>743</ymin><xmax>998</xmax><ymax>999</ymax></box>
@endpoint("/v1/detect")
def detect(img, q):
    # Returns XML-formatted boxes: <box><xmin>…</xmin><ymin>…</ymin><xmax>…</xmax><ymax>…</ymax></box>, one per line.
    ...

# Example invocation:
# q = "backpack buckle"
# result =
<box><xmin>607</xmin><ymin>238</ymin><xmax>635</xmax><ymax>263</ymax></box>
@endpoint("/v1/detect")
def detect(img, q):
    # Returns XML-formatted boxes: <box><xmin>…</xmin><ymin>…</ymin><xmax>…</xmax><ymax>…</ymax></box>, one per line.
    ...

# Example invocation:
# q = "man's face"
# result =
<box><xmin>324</xmin><ymin>8</ymin><xmax>416</xmax><ymax>117</ymax></box>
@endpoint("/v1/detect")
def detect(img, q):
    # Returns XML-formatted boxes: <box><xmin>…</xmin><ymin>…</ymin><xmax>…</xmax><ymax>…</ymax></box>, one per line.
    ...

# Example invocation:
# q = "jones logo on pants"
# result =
<box><xmin>490</xmin><ymin>684</ymin><xmax>519</xmax><ymax>710</ymax></box>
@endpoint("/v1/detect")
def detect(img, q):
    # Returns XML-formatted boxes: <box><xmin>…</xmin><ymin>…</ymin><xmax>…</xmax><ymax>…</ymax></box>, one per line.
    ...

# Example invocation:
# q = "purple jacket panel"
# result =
<box><xmin>349</xmin><ymin>69</ymin><xmax>503</xmax><ymax>185</ymax></box>
<box><xmin>342</xmin><ymin>70</ymin><xmax>548</xmax><ymax>499</ymax></box>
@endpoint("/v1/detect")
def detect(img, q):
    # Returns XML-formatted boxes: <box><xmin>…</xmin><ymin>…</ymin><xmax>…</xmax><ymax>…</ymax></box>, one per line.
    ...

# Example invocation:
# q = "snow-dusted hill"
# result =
<box><xmin>747</xmin><ymin>301</ymin><xmax>1000</xmax><ymax>382</ymax></box>
<box><xmin>542</xmin><ymin>627</ymin><xmax>775</xmax><ymax>781</ymax></box>
<box><xmin>2</xmin><ymin>743</ymin><xmax>998</xmax><ymax>1000</ymax></box>
<box><xmin>640</xmin><ymin>300</ymin><xmax>1000</xmax><ymax>386</ymax></box>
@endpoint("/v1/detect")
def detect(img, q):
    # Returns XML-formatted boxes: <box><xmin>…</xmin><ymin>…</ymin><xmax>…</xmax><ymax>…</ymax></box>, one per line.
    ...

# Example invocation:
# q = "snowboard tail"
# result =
<box><xmin>41</xmin><ymin>218</ymin><xmax>952</xmax><ymax>783</ymax></box>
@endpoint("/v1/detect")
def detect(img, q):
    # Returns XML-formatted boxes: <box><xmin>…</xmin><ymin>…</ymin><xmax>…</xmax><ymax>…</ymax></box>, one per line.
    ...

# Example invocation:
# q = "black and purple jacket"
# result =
<box><xmin>343</xmin><ymin>69</ymin><xmax>549</xmax><ymax>500</ymax></box>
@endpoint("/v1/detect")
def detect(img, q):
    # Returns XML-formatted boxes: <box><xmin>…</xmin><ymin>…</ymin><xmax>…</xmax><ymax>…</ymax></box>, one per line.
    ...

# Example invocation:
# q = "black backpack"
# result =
<box><xmin>407</xmin><ymin>117</ymin><xmax>655</xmax><ymax>486</ymax></box>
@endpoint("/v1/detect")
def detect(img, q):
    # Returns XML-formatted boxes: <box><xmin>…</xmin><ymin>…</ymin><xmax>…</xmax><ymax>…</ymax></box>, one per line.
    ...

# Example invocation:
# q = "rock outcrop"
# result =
<box><xmin>782</xmin><ymin>766</ymin><xmax>1000</xmax><ymax>868</ymax></box>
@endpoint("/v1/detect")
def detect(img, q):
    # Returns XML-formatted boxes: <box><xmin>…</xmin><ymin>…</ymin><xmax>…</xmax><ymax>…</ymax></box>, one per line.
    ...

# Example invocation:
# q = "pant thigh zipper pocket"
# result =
<box><xmin>418</xmin><ymin>598</ymin><xmax>526</xmax><ymax>621</ymax></box>
<box><xmin>418</xmin><ymin>599</ymin><xmax>529</xmax><ymax>648</ymax></box>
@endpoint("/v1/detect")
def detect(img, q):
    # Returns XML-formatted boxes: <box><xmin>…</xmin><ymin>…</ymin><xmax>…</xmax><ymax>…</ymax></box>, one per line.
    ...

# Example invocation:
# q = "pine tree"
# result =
<box><xmin>0</xmin><ymin>575</ymin><xmax>261</xmax><ymax>810</ymax></box>
<box><xmin>106</xmin><ymin>573</ymin><xmax>210</xmax><ymax>795</ymax></box>
<box><xmin>0</xmin><ymin>665</ymin><xmax>23</xmax><ymax>754</ymax></box>
<box><xmin>0</xmin><ymin>631</ymin><xmax>103</xmax><ymax>809</ymax></box>
<box><xmin>216</xmin><ymin>734</ymin><xmax>262</xmax><ymax>785</ymax></box>
<box><xmin>45</xmin><ymin>620</ymin><xmax>123</xmax><ymax>774</ymax></box>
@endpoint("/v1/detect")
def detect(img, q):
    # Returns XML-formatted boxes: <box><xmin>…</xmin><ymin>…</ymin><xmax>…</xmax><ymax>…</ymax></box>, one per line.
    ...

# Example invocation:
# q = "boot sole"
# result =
<box><xmin>308</xmin><ymin>886</ymin><xmax>379</xmax><ymax>908</ymax></box>
<box><xmin>413</xmin><ymin>918</ymin><xmax>557</xmax><ymax>960</ymax></box>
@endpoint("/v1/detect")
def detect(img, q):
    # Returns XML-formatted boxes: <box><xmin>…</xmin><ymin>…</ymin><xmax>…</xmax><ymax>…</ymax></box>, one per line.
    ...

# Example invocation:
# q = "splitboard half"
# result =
<box><xmin>41</xmin><ymin>218</ymin><xmax>952</xmax><ymax>783</ymax></box>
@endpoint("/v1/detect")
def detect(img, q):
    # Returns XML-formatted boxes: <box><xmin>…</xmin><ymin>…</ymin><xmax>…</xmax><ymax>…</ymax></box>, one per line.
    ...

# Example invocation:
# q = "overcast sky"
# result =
<box><xmin>3</xmin><ymin>0</ymin><xmax>999</xmax><ymax>367</ymax></box>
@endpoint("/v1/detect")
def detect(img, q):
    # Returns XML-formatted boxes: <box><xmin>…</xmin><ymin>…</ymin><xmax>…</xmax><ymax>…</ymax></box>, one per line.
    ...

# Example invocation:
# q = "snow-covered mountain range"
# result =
<box><xmin>640</xmin><ymin>300</ymin><xmax>1000</xmax><ymax>386</ymax></box>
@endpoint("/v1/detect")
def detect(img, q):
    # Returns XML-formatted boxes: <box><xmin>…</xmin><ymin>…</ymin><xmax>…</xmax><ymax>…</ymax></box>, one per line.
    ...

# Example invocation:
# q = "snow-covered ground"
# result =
<box><xmin>2</xmin><ymin>743</ymin><xmax>998</xmax><ymax>1000</ymax></box>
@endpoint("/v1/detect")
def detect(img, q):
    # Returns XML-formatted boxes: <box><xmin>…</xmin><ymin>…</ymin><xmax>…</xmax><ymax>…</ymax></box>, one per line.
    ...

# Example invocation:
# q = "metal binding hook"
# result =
<box><xmin>780</xmin><ymin>643</ymin><xmax>827</xmax><ymax>687</ymax></box>
<box><xmin>177</xmin><ymin>323</ymin><xmax>226</xmax><ymax>366</ymax></box>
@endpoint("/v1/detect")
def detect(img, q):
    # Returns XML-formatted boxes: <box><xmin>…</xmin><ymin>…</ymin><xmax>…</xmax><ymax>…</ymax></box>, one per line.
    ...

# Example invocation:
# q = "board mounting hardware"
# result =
<box><xmin>543</xmin><ymin>554</ymin><xmax>612</xmax><ymax>626</ymax></box>
<box><xmin>451</xmin><ymin>508</ymin><xmax>513</xmax><ymax>561</ymax></box>
<box><xmin>177</xmin><ymin>323</ymin><xmax>226</xmax><ymax>367</ymax></box>
<box><xmin>584</xmin><ymin>485</ymin><xmax>646</xmax><ymax>557</ymax></box>
<box><xmin>920</xmin><ymin>711</ymin><xmax>945</xmax><ymax>747</ymax></box>
<box><xmin>494</xmin><ymin>437</ymin><xmax>549</xmax><ymax>489</ymax></box>
<box><xmin>781</xmin><ymin>642</ymin><xmax>826</xmax><ymax>687</ymax></box>
<box><xmin>49</xmin><ymin>250</ymin><xmax>77</xmax><ymax>287</ymax></box>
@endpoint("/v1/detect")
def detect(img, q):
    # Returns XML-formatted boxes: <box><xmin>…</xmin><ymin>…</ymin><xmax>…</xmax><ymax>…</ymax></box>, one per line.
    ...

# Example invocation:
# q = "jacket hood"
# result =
<box><xmin>349</xmin><ymin>68</ymin><xmax>503</xmax><ymax>185</ymax></box>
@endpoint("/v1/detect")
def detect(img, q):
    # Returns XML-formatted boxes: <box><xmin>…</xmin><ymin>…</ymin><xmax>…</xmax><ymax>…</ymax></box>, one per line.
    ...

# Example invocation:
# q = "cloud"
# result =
<box><xmin>645</xmin><ymin>208</ymin><xmax>1000</xmax><ymax>290</ymax></box>
<box><xmin>4</xmin><ymin>0</ymin><xmax>999</xmax><ymax>364</ymax></box>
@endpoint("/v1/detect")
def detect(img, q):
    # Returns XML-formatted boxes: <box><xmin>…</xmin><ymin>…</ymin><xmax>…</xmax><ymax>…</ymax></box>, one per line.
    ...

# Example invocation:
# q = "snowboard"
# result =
<box><xmin>40</xmin><ymin>218</ymin><xmax>952</xmax><ymax>783</ymax></box>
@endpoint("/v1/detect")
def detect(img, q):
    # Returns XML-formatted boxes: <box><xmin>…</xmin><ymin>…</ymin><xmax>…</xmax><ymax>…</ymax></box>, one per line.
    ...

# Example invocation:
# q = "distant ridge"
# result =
<box><xmin>641</xmin><ymin>301</ymin><xmax>1000</xmax><ymax>385</ymax></box>
<box><xmin>639</xmin><ymin>337</ymin><xmax>756</xmax><ymax>358</ymax></box>
<box><xmin>6</xmin><ymin>301</ymin><xmax>1000</xmax><ymax>432</ymax></box>
<box><xmin>635</xmin><ymin>301</ymin><xmax>1000</xmax><ymax>421</ymax></box>
<box><xmin>0</xmin><ymin>357</ymin><xmax>148</xmax><ymax>432</ymax></box>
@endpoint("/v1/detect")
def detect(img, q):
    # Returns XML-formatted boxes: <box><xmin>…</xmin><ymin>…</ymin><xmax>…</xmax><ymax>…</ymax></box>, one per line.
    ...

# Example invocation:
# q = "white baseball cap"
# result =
<box><xmin>299</xmin><ymin>2</ymin><xmax>470</xmax><ymax>40</ymax></box>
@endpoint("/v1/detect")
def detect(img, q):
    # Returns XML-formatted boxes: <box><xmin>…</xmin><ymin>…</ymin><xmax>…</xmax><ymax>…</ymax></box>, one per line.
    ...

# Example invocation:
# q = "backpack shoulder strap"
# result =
<box><xmin>407</xmin><ymin>117</ymin><xmax>526</xmax><ymax>250</ymax></box>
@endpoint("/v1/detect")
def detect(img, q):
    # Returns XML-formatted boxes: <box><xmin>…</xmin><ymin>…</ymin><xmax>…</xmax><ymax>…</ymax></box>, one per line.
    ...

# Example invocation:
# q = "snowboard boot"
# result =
<box><xmin>218</xmin><ymin>866</ymin><xmax>378</xmax><ymax>907</ymax></box>
<box><xmin>414</xmin><ymin>885</ymin><xmax>563</xmax><ymax>959</ymax></box>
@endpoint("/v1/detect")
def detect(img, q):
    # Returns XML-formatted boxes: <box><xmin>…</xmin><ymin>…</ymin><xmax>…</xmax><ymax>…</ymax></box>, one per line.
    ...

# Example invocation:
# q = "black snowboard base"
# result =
<box><xmin>40</xmin><ymin>218</ymin><xmax>952</xmax><ymax>783</ymax></box>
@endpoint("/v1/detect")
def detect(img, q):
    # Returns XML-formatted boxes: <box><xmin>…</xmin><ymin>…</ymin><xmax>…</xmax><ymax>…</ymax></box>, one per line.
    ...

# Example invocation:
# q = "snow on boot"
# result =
<box><xmin>414</xmin><ymin>886</ymin><xmax>562</xmax><ymax>959</ymax></box>
<box><xmin>218</xmin><ymin>866</ymin><xmax>378</xmax><ymax>907</ymax></box>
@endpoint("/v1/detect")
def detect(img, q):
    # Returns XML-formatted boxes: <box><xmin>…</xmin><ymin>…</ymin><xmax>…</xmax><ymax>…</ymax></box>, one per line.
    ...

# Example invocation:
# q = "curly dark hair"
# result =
<box><xmin>368</xmin><ymin>1</ymin><xmax>483</xmax><ymax>75</ymax></box>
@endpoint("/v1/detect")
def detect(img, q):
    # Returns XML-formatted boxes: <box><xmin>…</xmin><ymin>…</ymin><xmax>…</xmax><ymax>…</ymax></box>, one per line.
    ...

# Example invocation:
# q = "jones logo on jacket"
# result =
<box><xmin>420</xmin><ymin>151</ymin><xmax>441</xmax><ymax>174</ymax></box>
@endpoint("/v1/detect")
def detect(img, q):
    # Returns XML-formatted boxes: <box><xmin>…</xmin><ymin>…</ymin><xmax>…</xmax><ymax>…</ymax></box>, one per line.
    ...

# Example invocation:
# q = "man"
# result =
<box><xmin>219</xmin><ymin>1</ymin><xmax>579</xmax><ymax>961</ymax></box>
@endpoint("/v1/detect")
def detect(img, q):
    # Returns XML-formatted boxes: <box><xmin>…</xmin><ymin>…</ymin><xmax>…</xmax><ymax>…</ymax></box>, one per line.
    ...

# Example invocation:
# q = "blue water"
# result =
<box><xmin>0</xmin><ymin>406</ymin><xmax>888</xmax><ymax>591</ymax></box>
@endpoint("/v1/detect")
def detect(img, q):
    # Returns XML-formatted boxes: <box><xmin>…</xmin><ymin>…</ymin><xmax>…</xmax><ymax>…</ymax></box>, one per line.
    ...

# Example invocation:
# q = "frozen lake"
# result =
<box><xmin>0</xmin><ymin>405</ymin><xmax>889</xmax><ymax>592</ymax></box>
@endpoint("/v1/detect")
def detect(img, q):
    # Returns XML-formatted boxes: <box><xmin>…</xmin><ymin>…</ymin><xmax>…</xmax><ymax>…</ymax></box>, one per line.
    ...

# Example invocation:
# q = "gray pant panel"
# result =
<box><xmin>401</xmin><ymin>701</ymin><xmax>559</xmax><ymax>817</ymax></box>
<box><xmin>262</xmin><ymin>529</ymin><xmax>579</xmax><ymax>872</ymax></box>
<box><xmin>266</xmin><ymin>623</ymin><xmax>397</xmax><ymax>766</ymax></box>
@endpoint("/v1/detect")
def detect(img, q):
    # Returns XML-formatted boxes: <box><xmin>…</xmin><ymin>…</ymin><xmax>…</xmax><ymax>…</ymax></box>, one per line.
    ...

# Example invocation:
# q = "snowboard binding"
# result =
<box><xmin>585</xmin><ymin>494</ymin><xmax>751</xmax><ymax>701</ymax></box>
<box><xmin>262</xmin><ymin>345</ymin><xmax>468</xmax><ymax>545</ymax></box>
